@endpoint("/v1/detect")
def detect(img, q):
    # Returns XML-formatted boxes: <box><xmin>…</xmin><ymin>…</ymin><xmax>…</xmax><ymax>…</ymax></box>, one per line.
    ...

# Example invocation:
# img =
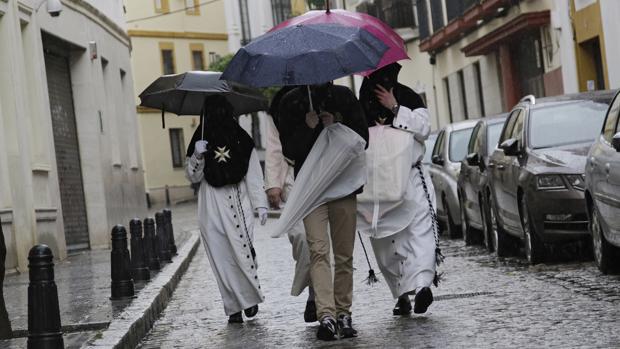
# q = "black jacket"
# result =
<box><xmin>278</xmin><ymin>85</ymin><xmax>369</xmax><ymax>178</ymax></box>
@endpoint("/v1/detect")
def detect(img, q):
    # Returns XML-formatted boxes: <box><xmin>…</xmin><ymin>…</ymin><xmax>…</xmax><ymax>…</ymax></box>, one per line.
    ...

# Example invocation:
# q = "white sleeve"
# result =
<box><xmin>185</xmin><ymin>155</ymin><xmax>205</xmax><ymax>184</ymax></box>
<box><xmin>392</xmin><ymin>106</ymin><xmax>431</xmax><ymax>142</ymax></box>
<box><xmin>245</xmin><ymin>149</ymin><xmax>269</xmax><ymax>211</ymax></box>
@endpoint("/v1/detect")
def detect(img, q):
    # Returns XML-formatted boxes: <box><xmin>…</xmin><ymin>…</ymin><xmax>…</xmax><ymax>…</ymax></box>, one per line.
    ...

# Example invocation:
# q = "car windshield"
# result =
<box><xmin>487</xmin><ymin>123</ymin><xmax>504</xmax><ymax>154</ymax></box>
<box><xmin>449</xmin><ymin>127</ymin><xmax>474</xmax><ymax>162</ymax></box>
<box><xmin>529</xmin><ymin>101</ymin><xmax>608</xmax><ymax>149</ymax></box>
<box><xmin>423</xmin><ymin>135</ymin><xmax>437</xmax><ymax>164</ymax></box>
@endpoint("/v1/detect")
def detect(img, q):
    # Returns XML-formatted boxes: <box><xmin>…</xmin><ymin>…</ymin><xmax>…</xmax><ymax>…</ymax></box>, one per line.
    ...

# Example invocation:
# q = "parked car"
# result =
<box><xmin>422</xmin><ymin>131</ymin><xmax>438</xmax><ymax>166</ymax></box>
<box><xmin>430</xmin><ymin>119</ymin><xmax>478</xmax><ymax>238</ymax></box>
<box><xmin>457</xmin><ymin>114</ymin><xmax>508</xmax><ymax>248</ymax></box>
<box><xmin>487</xmin><ymin>91</ymin><xmax>615</xmax><ymax>264</ymax></box>
<box><xmin>585</xmin><ymin>89</ymin><xmax>620</xmax><ymax>274</ymax></box>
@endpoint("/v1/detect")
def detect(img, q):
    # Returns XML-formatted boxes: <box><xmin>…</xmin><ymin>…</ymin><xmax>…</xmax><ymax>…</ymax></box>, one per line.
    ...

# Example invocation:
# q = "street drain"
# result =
<box><xmin>435</xmin><ymin>291</ymin><xmax>493</xmax><ymax>301</ymax></box>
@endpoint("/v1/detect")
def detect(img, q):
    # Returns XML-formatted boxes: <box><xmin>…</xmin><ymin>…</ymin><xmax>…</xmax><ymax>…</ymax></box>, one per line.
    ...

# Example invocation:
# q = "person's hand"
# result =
<box><xmin>319</xmin><ymin>112</ymin><xmax>335</xmax><ymax>126</ymax></box>
<box><xmin>374</xmin><ymin>85</ymin><xmax>398</xmax><ymax>111</ymax></box>
<box><xmin>305</xmin><ymin>111</ymin><xmax>319</xmax><ymax>129</ymax></box>
<box><xmin>257</xmin><ymin>207</ymin><xmax>268</xmax><ymax>225</ymax></box>
<box><xmin>194</xmin><ymin>140</ymin><xmax>208</xmax><ymax>159</ymax></box>
<box><xmin>266</xmin><ymin>188</ymin><xmax>282</xmax><ymax>209</ymax></box>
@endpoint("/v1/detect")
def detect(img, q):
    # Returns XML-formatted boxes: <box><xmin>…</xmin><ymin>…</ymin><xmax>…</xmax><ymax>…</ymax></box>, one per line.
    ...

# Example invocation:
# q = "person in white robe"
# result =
<box><xmin>358</xmin><ymin>63</ymin><xmax>441</xmax><ymax>316</ymax></box>
<box><xmin>264</xmin><ymin>89</ymin><xmax>315</xmax><ymax>322</ymax></box>
<box><xmin>185</xmin><ymin>95</ymin><xmax>269</xmax><ymax>324</ymax></box>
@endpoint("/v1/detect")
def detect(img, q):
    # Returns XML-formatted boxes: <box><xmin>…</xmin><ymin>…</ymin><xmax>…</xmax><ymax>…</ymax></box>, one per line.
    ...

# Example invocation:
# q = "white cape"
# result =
<box><xmin>271</xmin><ymin>123</ymin><xmax>367</xmax><ymax>238</ymax></box>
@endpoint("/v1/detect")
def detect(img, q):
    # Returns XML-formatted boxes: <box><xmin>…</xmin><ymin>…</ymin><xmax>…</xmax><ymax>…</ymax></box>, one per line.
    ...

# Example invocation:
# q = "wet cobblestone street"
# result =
<box><xmin>138</xmin><ymin>216</ymin><xmax>620</xmax><ymax>348</ymax></box>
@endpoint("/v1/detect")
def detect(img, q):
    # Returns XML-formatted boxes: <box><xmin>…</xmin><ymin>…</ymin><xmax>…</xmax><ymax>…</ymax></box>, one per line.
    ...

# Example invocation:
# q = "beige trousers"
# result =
<box><xmin>303</xmin><ymin>195</ymin><xmax>357</xmax><ymax>319</ymax></box>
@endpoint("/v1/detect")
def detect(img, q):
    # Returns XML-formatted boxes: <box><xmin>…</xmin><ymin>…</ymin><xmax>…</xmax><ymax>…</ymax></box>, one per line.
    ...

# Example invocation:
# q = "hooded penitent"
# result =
<box><xmin>186</xmin><ymin>95</ymin><xmax>255</xmax><ymax>187</ymax></box>
<box><xmin>359</xmin><ymin>63</ymin><xmax>426</xmax><ymax>127</ymax></box>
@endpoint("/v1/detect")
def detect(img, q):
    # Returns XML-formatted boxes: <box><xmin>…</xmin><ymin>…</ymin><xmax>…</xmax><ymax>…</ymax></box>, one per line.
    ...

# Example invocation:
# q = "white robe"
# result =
<box><xmin>186</xmin><ymin>149</ymin><xmax>269</xmax><ymax>315</ymax></box>
<box><xmin>357</xmin><ymin>106</ymin><xmax>438</xmax><ymax>299</ymax></box>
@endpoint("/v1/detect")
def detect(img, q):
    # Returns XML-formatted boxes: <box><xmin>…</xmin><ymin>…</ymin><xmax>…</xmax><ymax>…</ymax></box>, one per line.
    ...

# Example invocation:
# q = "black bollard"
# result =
<box><xmin>163</xmin><ymin>209</ymin><xmax>177</xmax><ymax>256</ymax></box>
<box><xmin>27</xmin><ymin>244</ymin><xmax>64</xmax><ymax>349</ymax></box>
<box><xmin>155</xmin><ymin>212</ymin><xmax>172</xmax><ymax>263</ymax></box>
<box><xmin>129</xmin><ymin>219</ymin><xmax>150</xmax><ymax>282</ymax></box>
<box><xmin>143</xmin><ymin>218</ymin><xmax>160</xmax><ymax>271</ymax></box>
<box><xmin>110</xmin><ymin>225</ymin><xmax>135</xmax><ymax>300</ymax></box>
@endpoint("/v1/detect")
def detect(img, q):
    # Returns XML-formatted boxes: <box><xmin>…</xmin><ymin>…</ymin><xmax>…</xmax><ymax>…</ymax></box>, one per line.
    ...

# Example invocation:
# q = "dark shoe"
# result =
<box><xmin>244</xmin><ymin>304</ymin><xmax>258</xmax><ymax>318</ymax></box>
<box><xmin>393</xmin><ymin>295</ymin><xmax>412</xmax><ymax>316</ymax></box>
<box><xmin>413</xmin><ymin>287</ymin><xmax>433</xmax><ymax>314</ymax></box>
<box><xmin>316</xmin><ymin>316</ymin><xmax>337</xmax><ymax>341</ymax></box>
<box><xmin>304</xmin><ymin>301</ymin><xmax>317</xmax><ymax>323</ymax></box>
<box><xmin>228</xmin><ymin>312</ymin><xmax>243</xmax><ymax>323</ymax></box>
<box><xmin>337</xmin><ymin>314</ymin><xmax>358</xmax><ymax>338</ymax></box>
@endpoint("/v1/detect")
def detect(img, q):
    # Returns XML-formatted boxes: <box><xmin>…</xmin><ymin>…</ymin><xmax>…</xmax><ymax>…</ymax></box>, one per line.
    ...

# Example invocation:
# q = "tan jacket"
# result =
<box><xmin>264</xmin><ymin>116</ymin><xmax>291</xmax><ymax>193</ymax></box>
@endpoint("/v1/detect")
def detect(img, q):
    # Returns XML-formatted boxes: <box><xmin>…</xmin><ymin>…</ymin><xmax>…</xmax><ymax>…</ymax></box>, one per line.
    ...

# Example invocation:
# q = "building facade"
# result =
<box><xmin>1</xmin><ymin>0</ymin><xmax>146</xmax><ymax>273</ymax></box>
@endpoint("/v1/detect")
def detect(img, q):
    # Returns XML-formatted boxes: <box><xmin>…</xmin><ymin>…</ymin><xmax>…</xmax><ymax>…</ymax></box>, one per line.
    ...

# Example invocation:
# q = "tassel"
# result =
<box><xmin>433</xmin><ymin>271</ymin><xmax>443</xmax><ymax>287</ymax></box>
<box><xmin>365</xmin><ymin>268</ymin><xmax>379</xmax><ymax>285</ymax></box>
<box><xmin>435</xmin><ymin>247</ymin><xmax>445</xmax><ymax>266</ymax></box>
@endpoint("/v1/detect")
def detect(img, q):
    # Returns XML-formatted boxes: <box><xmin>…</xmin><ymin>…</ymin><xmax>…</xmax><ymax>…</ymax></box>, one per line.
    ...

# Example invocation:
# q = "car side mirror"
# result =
<box><xmin>612</xmin><ymin>132</ymin><xmax>620</xmax><ymax>152</ymax></box>
<box><xmin>432</xmin><ymin>154</ymin><xmax>444</xmax><ymax>166</ymax></box>
<box><xmin>466</xmin><ymin>152</ymin><xmax>480</xmax><ymax>166</ymax></box>
<box><xmin>500</xmin><ymin>138</ymin><xmax>520</xmax><ymax>156</ymax></box>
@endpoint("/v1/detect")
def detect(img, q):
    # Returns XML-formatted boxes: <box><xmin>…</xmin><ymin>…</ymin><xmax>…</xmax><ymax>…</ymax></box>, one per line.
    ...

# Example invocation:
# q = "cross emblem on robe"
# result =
<box><xmin>214</xmin><ymin>146</ymin><xmax>231</xmax><ymax>163</ymax></box>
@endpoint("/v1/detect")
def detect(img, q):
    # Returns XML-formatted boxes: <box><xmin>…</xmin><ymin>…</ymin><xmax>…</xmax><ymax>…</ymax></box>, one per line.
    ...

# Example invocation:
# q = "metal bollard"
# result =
<box><xmin>110</xmin><ymin>225</ymin><xmax>135</xmax><ymax>300</ymax></box>
<box><xmin>155</xmin><ymin>212</ymin><xmax>172</xmax><ymax>263</ymax></box>
<box><xmin>163</xmin><ymin>209</ymin><xmax>177</xmax><ymax>256</ymax></box>
<box><xmin>143</xmin><ymin>218</ymin><xmax>161</xmax><ymax>271</ymax></box>
<box><xmin>27</xmin><ymin>245</ymin><xmax>64</xmax><ymax>349</ymax></box>
<box><xmin>129</xmin><ymin>219</ymin><xmax>150</xmax><ymax>282</ymax></box>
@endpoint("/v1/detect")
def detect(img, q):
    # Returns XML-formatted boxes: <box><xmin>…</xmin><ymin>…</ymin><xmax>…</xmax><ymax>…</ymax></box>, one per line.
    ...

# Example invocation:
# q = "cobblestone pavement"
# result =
<box><xmin>138</xmin><ymin>215</ymin><xmax>620</xmax><ymax>349</ymax></box>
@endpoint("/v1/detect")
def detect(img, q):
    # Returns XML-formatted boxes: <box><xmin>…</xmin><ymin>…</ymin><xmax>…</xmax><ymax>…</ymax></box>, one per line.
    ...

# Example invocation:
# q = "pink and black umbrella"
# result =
<box><xmin>270</xmin><ymin>9</ymin><xmax>409</xmax><ymax>76</ymax></box>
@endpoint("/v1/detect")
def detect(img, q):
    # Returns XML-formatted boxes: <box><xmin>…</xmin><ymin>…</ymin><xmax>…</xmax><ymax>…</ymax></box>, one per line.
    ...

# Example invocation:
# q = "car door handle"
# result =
<box><xmin>605</xmin><ymin>163</ymin><xmax>611</xmax><ymax>174</ymax></box>
<box><xmin>590</xmin><ymin>156</ymin><xmax>597</xmax><ymax>168</ymax></box>
<box><xmin>488</xmin><ymin>162</ymin><xmax>496</xmax><ymax>169</ymax></box>
<box><xmin>497</xmin><ymin>164</ymin><xmax>505</xmax><ymax>170</ymax></box>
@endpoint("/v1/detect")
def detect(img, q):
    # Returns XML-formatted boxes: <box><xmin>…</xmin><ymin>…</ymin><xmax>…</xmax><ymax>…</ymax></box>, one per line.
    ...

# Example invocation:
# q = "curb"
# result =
<box><xmin>82</xmin><ymin>231</ymin><xmax>201</xmax><ymax>349</ymax></box>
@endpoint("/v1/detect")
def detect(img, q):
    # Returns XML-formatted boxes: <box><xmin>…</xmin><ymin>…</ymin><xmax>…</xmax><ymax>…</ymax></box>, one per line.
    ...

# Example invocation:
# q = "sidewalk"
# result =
<box><xmin>0</xmin><ymin>202</ymin><xmax>200</xmax><ymax>349</ymax></box>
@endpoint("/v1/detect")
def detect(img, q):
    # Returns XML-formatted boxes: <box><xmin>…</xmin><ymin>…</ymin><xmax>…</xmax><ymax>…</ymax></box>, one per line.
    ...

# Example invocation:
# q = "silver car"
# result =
<box><xmin>430</xmin><ymin>119</ymin><xmax>479</xmax><ymax>238</ymax></box>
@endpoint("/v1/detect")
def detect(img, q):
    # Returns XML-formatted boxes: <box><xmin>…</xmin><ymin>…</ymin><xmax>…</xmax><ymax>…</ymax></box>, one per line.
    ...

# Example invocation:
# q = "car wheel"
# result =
<box><xmin>591</xmin><ymin>205</ymin><xmax>619</xmax><ymax>274</ymax></box>
<box><xmin>443</xmin><ymin>197</ymin><xmax>460</xmax><ymax>239</ymax></box>
<box><xmin>520</xmin><ymin>197</ymin><xmax>544</xmax><ymax>265</ymax></box>
<box><xmin>460</xmin><ymin>195</ymin><xmax>474</xmax><ymax>245</ymax></box>
<box><xmin>481</xmin><ymin>197</ymin><xmax>494</xmax><ymax>253</ymax></box>
<box><xmin>489</xmin><ymin>193</ymin><xmax>510</xmax><ymax>257</ymax></box>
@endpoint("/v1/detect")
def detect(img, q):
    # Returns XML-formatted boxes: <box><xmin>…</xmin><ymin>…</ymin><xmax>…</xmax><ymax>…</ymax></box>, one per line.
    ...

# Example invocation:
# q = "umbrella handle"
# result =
<box><xmin>307</xmin><ymin>85</ymin><xmax>314</xmax><ymax>113</ymax></box>
<box><xmin>201</xmin><ymin>108</ymin><xmax>205</xmax><ymax>141</ymax></box>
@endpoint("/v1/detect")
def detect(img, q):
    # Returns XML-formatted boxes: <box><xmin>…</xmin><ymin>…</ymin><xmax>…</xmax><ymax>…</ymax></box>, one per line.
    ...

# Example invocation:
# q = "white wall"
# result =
<box><xmin>600</xmin><ymin>0</ymin><xmax>620</xmax><ymax>89</ymax></box>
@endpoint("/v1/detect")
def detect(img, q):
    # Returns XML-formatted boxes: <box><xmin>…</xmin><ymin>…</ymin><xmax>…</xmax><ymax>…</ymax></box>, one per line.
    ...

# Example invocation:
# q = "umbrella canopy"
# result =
<box><xmin>271</xmin><ymin>9</ymin><xmax>408</xmax><ymax>76</ymax></box>
<box><xmin>220</xmin><ymin>22</ymin><xmax>389</xmax><ymax>87</ymax></box>
<box><xmin>139</xmin><ymin>71</ymin><xmax>268</xmax><ymax>116</ymax></box>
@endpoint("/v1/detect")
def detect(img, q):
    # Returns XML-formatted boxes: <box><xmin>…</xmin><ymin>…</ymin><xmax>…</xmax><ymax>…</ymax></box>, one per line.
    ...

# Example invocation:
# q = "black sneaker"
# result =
<box><xmin>337</xmin><ymin>314</ymin><xmax>358</xmax><ymax>338</ymax></box>
<box><xmin>304</xmin><ymin>301</ymin><xmax>317</xmax><ymax>323</ymax></box>
<box><xmin>413</xmin><ymin>287</ymin><xmax>433</xmax><ymax>314</ymax></box>
<box><xmin>244</xmin><ymin>304</ymin><xmax>258</xmax><ymax>318</ymax></box>
<box><xmin>393</xmin><ymin>295</ymin><xmax>412</xmax><ymax>316</ymax></box>
<box><xmin>316</xmin><ymin>316</ymin><xmax>337</xmax><ymax>341</ymax></box>
<box><xmin>228</xmin><ymin>312</ymin><xmax>243</xmax><ymax>323</ymax></box>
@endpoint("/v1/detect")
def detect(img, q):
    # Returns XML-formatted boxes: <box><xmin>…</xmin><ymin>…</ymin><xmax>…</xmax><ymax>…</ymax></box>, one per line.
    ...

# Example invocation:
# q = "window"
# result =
<box><xmin>603</xmin><ymin>94</ymin><xmax>620</xmax><ymax>143</ymax></box>
<box><xmin>186</xmin><ymin>0</ymin><xmax>200</xmax><ymax>15</ymax></box>
<box><xmin>154</xmin><ymin>0</ymin><xmax>169</xmax><ymax>13</ymax></box>
<box><xmin>432</xmin><ymin>130</ymin><xmax>445</xmax><ymax>157</ymax></box>
<box><xmin>510</xmin><ymin>110</ymin><xmax>525</xmax><ymax>144</ymax></box>
<box><xmin>457</xmin><ymin>70</ymin><xmax>468</xmax><ymax>119</ymax></box>
<box><xmin>160</xmin><ymin>43</ymin><xmax>175</xmax><ymax>75</ymax></box>
<box><xmin>473</xmin><ymin>62</ymin><xmax>485</xmax><ymax>117</ymax></box>
<box><xmin>190</xmin><ymin>44</ymin><xmax>205</xmax><ymax>70</ymax></box>
<box><xmin>169</xmin><ymin>129</ymin><xmax>185</xmax><ymax>168</ymax></box>
<box><xmin>239</xmin><ymin>0</ymin><xmax>251</xmax><ymax>46</ymax></box>
<box><xmin>500</xmin><ymin>110</ymin><xmax>520</xmax><ymax>143</ymax></box>
<box><xmin>209</xmin><ymin>52</ymin><xmax>220</xmax><ymax>66</ymax></box>
<box><xmin>430</xmin><ymin>0</ymin><xmax>444</xmax><ymax>32</ymax></box>
<box><xmin>444</xmin><ymin>77</ymin><xmax>453</xmax><ymax>123</ymax></box>
<box><xmin>487</xmin><ymin>122</ymin><xmax>504</xmax><ymax>155</ymax></box>
<box><xmin>416</xmin><ymin>0</ymin><xmax>430</xmax><ymax>40</ymax></box>
<box><xmin>449</xmin><ymin>127</ymin><xmax>475</xmax><ymax>162</ymax></box>
<box><xmin>468</xmin><ymin>123</ymin><xmax>482</xmax><ymax>154</ymax></box>
<box><xmin>383</xmin><ymin>0</ymin><xmax>416</xmax><ymax>29</ymax></box>
<box><xmin>271</xmin><ymin>0</ymin><xmax>292</xmax><ymax>25</ymax></box>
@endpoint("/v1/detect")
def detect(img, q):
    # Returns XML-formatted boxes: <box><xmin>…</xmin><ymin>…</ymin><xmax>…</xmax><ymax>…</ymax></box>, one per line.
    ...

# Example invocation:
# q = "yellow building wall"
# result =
<box><xmin>571</xmin><ymin>0</ymin><xmax>609</xmax><ymax>91</ymax></box>
<box><xmin>126</xmin><ymin>1</ymin><xmax>230</xmax><ymax>204</ymax></box>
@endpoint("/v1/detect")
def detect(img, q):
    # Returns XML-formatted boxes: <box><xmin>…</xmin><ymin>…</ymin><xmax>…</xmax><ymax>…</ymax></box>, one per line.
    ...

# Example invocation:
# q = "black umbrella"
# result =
<box><xmin>139</xmin><ymin>71</ymin><xmax>269</xmax><ymax>130</ymax></box>
<box><xmin>220</xmin><ymin>23</ymin><xmax>388</xmax><ymax>88</ymax></box>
